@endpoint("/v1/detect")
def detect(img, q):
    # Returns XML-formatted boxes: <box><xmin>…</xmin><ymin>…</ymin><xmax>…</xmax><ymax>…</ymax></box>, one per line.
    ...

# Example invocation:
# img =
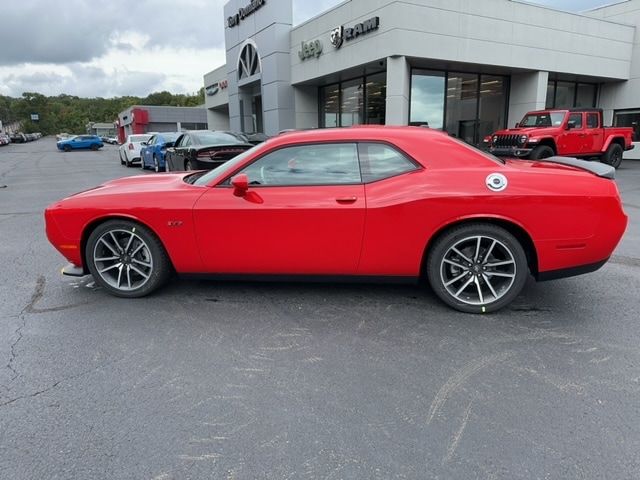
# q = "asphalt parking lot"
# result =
<box><xmin>1</xmin><ymin>137</ymin><xmax>639</xmax><ymax>479</ymax></box>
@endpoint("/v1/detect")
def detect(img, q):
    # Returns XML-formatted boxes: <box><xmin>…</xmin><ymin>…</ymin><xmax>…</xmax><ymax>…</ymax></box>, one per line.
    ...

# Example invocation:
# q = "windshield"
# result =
<box><xmin>160</xmin><ymin>133</ymin><xmax>180</xmax><ymax>142</ymax></box>
<box><xmin>192</xmin><ymin>131</ymin><xmax>245</xmax><ymax>145</ymax></box>
<box><xmin>193</xmin><ymin>145</ymin><xmax>261</xmax><ymax>186</ymax></box>
<box><xmin>520</xmin><ymin>112</ymin><xmax>565</xmax><ymax>128</ymax></box>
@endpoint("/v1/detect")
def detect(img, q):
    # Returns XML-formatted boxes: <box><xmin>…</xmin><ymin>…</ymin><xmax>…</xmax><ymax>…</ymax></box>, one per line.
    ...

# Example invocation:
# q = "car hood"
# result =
<box><xmin>65</xmin><ymin>173</ymin><xmax>197</xmax><ymax>199</ymax></box>
<box><xmin>493</xmin><ymin>127</ymin><xmax>561</xmax><ymax>135</ymax></box>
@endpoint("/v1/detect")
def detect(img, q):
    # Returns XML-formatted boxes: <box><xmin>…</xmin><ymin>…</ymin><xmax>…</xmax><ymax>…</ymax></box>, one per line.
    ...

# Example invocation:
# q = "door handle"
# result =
<box><xmin>335</xmin><ymin>196</ymin><xmax>358</xmax><ymax>204</ymax></box>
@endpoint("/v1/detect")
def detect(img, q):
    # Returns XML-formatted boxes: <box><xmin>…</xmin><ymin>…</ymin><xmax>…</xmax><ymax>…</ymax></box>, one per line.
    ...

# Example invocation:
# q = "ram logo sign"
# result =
<box><xmin>330</xmin><ymin>17</ymin><xmax>380</xmax><ymax>49</ymax></box>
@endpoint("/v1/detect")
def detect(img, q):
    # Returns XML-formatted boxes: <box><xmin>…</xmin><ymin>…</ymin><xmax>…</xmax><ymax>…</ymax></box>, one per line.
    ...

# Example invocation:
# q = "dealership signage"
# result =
<box><xmin>298</xmin><ymin>39</ymin><xmax>323</xmax><ymax>61</ymax></box>
<box><xmin>227</xmin><ymin>0</ymin><xmax>265</xmax><ymax>28</ymax></box>
<box><xmin>330</xmin><ymin>16</ymin><xmax>380</xmax><ymax>49</ymax></box>
<box><xmin>206</xmin><ymin>79</ymin><xmax>229</xmax><ymax>96</ymax></box>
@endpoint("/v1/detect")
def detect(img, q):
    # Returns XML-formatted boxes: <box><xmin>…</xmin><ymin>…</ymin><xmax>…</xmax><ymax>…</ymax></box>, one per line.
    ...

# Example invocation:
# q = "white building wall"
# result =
<box><xmin>588</xmin><ymin>0</ymin><xmax>640</xmax><ymax>158</ymax></box>
<box><xmin>291</xmin><ymin>0</ymin><xmax>634</xmax><ymax>86</ymax></box>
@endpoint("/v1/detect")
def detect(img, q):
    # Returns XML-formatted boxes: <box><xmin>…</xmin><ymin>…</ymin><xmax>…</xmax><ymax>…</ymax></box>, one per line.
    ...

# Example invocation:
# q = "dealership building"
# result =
<box><xmin>204</xmin><ymin>0</ymin><xmax>640</xmax><ymax>156</ymax></box>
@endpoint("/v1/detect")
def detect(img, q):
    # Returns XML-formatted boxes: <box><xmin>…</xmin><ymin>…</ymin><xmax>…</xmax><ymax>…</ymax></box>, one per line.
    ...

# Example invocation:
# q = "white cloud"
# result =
<box><xmin>0</xmin><ymin>0</ymin><xmax>612</xmax><ymax>98</ymax></box>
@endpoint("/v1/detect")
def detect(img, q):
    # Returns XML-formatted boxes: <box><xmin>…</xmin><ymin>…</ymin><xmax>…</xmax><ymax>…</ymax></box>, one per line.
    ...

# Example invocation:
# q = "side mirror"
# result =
<box><xmin>231</xmin><ymin>173</ymin><xmax>249</xmax><ymax>197</ymax></box>
<box><xmin>515</xmin><ymin>122</ymin><xmax>520</xmax><ymax>128</ymax></box>
<box><xmin>566</xmin><ymin>121</ymin><xmax>576</xmax><ymax>130</ymax></box>
<box><xmin>140</xmin><ymin>141</ymin><xmax>147</xmax><ymax>146</ymax></box>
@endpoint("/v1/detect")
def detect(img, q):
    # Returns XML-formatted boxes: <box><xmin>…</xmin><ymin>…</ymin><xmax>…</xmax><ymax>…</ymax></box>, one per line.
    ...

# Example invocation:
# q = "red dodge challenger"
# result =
<box><xmin>45</xmin><ymin>126</ymin><xmax>627</xmax><ymax>313</ymax></box>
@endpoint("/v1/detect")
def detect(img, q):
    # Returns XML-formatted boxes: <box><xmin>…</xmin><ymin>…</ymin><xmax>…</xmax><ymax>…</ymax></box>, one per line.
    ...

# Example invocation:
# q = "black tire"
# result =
<box><xmin>602</xmin><ymin>143</ymin><xmax>623</xmax><ymax>169</ymax></box>
<box><xmin>165</xmin><ymin>157</ymin><xmax>171</xmax><ymax>172</ymax></box>
<box><xmin>91</xmin><ymin>144</ymin><xmax>99</xmax><ymax>151</ymax></box>
<box><xmin>528</xmin><ymin>145</ymin><xmax>555</xmax><ymax>160</ymax></box>
<box><xmin>153</xmin><ymin>155</ymin><xmax>160</xmax><ymax>173</ymax></box>
<box><xmin>119</xmin><ymin>151</ymin><xmax>125</xmax><ymax>165</ymax></box>
<box><xmin>426</xmin><ymin>223</ymin><xmax>529</xmax><ymax>313</ymax></box>
<box><xmin>63</xmin><ymin>145</ymin><xmax>71</xmax><ymax>152</ymax></box>
<box><xmin>125</xmin><ymin>156</ymin><xmax>132</xmax><ymax>168</ymax></box>
<box><xmin>140</xmin><ymin>157</ymin><xmax>147</xmax><ymax>170</ymax></box>
<box><xmin>85</xmin><ymin>219</ymin><xmax>172</xmax><ymax>298</ymax></box>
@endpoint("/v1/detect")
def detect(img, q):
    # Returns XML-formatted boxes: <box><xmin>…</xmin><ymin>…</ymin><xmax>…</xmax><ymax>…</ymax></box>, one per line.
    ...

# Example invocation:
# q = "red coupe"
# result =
<box><xmin>45</xmin><ymin>126</ymin><xmax>627</xmax><ymax>313</ymax></box>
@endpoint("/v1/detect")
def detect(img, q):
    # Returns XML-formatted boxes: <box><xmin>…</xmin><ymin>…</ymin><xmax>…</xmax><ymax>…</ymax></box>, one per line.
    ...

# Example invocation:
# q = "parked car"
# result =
<box><xmin>101</xmin><ymin>136</ymin><xmax>119</xmax><ymax>145</ymax></box>
<box><xmin>57</xmin><ymin>135</ymin><xmax>104</xmax><ymax>152</ymax></box>
<box><xmin>44</xmin><ymin>126</ymin><xmax>627</xmax><ymax>313</ymax></box>
<box><xmin>140</xmin><ymin>132</ymin><xmax>181</xmax><ymax>172</ymax></box>
<box><xmin>10</xmin><ymin>133</ymin><xmax>27</xmax><ymax>143</ymax></box>
<box><xmin>0</xmin><ymin>133</ymin><xmax>10</xmax><ymax>145</ymax></box>
<box><xmin>486</xmin><ymin>108</ymin><xmax>634</xmax><ymax>168</ymax></box>
<box><xmin>119</xmin><ymin>134</ymin><xmax>153</xmax><ymax>167</ymax></box>
<box><xmin>165</xmin><ymin>130</ymin><xmax>252</xmax><ymax>172</ymax></box>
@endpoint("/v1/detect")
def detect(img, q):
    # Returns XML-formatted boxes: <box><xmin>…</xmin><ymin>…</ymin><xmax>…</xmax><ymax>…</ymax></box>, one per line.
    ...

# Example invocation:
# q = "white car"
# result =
<box><xmin>119</xmin><ymin>134</ymin><xmax>153</xmax><ymax>167</ymax></box>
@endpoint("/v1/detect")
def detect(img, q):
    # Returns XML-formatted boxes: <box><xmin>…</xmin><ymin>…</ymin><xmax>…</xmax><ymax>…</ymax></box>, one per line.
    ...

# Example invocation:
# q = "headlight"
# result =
<box><xmin>519</xmin><ymin>135</ymin><xmax>528</xmax><ymax>144</ymax></box>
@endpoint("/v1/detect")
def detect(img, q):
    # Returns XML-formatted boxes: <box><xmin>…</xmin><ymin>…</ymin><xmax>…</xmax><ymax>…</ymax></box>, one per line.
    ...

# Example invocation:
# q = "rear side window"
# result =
<box><xmin>358</xmin><ymin>143</ymin><xmax>418</xmax><ymax>182</ymax></box>
<box><xmin>586</xmin><ymin>113</ymin><xmax>599</xmax><ymax>128</ymax></box>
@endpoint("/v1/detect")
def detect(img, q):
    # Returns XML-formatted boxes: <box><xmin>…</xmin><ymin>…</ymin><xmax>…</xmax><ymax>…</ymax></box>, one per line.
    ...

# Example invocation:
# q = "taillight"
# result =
<box><xmin>128</xmin><ymin>143</ymin><xmax>134</xmax><ymax>150</ymax></box>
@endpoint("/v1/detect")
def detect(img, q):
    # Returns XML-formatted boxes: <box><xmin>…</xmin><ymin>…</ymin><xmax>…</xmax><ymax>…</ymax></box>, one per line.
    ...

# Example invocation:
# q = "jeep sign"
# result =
<box><xmin>298</xmin><ymin>40</ymin><xmax>323</xmax><ymax>61</ymax></box>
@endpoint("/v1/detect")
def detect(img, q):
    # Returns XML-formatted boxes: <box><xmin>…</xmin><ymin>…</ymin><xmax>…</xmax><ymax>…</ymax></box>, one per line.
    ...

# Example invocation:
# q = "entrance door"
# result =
<box><xmin>253</xmin><ymin>95</ymin><xmax>263</xmax><ymax>133</ymax></box>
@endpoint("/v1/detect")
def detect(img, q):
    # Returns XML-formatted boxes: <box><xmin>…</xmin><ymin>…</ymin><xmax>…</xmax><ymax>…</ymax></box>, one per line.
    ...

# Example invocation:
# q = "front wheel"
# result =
<box><xmin>426</xmin><ymin>224</ymin><xmax>529</xmax><ymax>313</ymax></box>
<box><xmin>602</xmin><ymin>143</ymin><xmax>623</xmax><ymax>169</ymax></box>
<box><xmin>528</xmin><ymin>145</ymin><xmax>554</xmax><ymax>160</ymax></box>
<box><xmin>63</xmin><ymin>145</ymin><xmax>71</xmax><ymax>152</ymax></box>
<box><xmin>85</xmin><ymin>220</ymin><xmax>172</xmax><ymax>298</ymax></box>
<box><xmin>153</xmin><ymin>155</ymin><xmax>160</xmax><ymax>173</ymax></box>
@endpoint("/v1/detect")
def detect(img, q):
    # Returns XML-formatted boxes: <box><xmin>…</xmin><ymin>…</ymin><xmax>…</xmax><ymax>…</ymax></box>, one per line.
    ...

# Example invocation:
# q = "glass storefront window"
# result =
<box><xmin>365</xmin><ymin>73</ymin><xmax>386</xmax><ymax>125</ymax></box>
<box><xmin>478</xmin><ymin>75</ymin><xmax>508</xmax><ymax>143</ymax></box>
<box><xmin>340</xmin><ymin>78</ymin><xmax>364</xmax><ymax>127</ymax></box>
<box><xmin>614</xmin><ymin>110</ymin><xmax>640</xmax><ymax>141</ymax></box>
<box><xmin>546</xmin><ymin>80</ymin><xmax>597</xmax><ymax>109</ymax></box>
<box><xmin>410</xmin><ymin>70</ymin><xmax>445</xmax><ymax>128</ymax></box>
<box><xmin>320</xmin><ymin>84</ymin><xmax>340</xmax><ymax>128</ymax></box>
<box><xmin>319</xmin><ymin>73</ymin><xmax>386</xmax><ymax>127</ymax></box>
<box><xmin>446</xmin><ymin>73</ymin><xmax>479</xmax><ymax>144</ymax></box>
<box><xmin>576</xmin><ymin>83</ymin><xmax>597</xmax><ymax>108</ymax></box>
<box><xmin>554</xmin><ymin>81</ymin><xmax>576</xmax><ymax>109</ymax></box>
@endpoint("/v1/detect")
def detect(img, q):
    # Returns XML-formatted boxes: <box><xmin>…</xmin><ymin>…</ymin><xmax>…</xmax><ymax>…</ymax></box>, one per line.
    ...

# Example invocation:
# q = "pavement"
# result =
<box><xmin>1</xmin><ymin>137</ymin><xmax>639</xmax><ymax>479</ymax></box>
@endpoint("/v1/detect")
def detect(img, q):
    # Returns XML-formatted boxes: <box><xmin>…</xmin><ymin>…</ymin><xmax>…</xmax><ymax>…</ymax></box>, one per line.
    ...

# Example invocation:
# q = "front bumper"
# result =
<box><xmin>489</xmin><ymin>146</ymin><xmax>533</xmax><ymax>157</ymax></box>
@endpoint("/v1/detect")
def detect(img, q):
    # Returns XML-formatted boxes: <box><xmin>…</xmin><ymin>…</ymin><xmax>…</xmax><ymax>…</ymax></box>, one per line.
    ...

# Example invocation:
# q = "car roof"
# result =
<box><xmin>268</xmin><ymin>125</ymin><xmax>448</xmax><ymax>146</ymax></box>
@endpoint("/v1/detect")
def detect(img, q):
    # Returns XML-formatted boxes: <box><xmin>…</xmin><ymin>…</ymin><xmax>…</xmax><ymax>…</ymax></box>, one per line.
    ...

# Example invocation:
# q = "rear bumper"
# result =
<box><xmin>536</xmin><ymin>258</ymin><xmax>609</xmax><ymax>281</ymax></box>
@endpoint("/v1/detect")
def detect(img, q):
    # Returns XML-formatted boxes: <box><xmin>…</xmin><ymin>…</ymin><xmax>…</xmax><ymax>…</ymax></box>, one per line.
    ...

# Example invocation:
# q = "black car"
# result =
<box><xmin>165</xmin><ymin>130</ymin><xmax>253</xmax><ymax>172</ymax></box>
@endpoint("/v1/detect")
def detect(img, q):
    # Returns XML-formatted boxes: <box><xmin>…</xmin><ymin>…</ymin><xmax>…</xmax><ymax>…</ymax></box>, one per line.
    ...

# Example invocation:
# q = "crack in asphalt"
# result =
<box><xmin>6</xmin><ymin>276</ymin><xmax>46</xmax><ymax>381</ymax></box>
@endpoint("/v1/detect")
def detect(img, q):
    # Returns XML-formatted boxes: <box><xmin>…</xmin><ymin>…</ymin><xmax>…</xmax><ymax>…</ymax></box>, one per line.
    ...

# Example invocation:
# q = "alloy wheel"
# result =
<box><xmin>440</xmin><ymin>235</ymin><xmax>516</xmax><ymax>306</ymax></box>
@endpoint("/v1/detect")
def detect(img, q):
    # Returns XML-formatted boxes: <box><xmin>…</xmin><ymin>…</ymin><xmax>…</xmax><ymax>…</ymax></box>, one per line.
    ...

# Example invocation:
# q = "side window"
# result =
<box><xmin>239</xmin><ymin>143</ymin><xmax>361</xmax><ymax>186</ymax></box>
<box><xmin>148</xmin><ymin>136</ymin><xmax>157</xmax><ymax>145</ymax></box>
<box><xmin>568</xmin><ymin>113</ymin><xmax>583</xmax><ymax>129</ymax></box>
<box><xmin>586</xmin><ymin>113</ymin><xmax>599</xmax><ymax>129</ymax></box>
<box><xmin>358</xmin><ymin>143</ymin><xmax>418</xmax><ymax>182</ymax></box>
<box><xmin>182</xmin><ymin>136</ymin><xmax>192</xmax><ymax>147</ymax></box>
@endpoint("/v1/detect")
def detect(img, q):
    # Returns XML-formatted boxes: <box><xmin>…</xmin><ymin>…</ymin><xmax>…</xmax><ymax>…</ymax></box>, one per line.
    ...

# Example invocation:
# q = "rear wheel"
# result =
<box><xmin>528</xmin><ymin>145</ymin><xmax>554</xmax><ymax>160</ymax></box>
<box><xmin>426</xmin><ymin>223</ymin><xmax>529</xmax><ymax>313</ymax></box>
<box><xmin>153</xmin><ymin>155</ymin><xmax>160</xmax><ymax>172</ymax></box>
<box><xmin>91</xmin><ymin>144</ymin><xmax>99</xmax><ymax>151</ymax></box>
<box><xmin>85</xmin><ymin>220</ymin><xmax>172</xmax><ymax>298</ymax></box>
<box><xmin>602</xmin><ymin>143</ymin><xmax>623</xmax><ymax>169</ymax></box>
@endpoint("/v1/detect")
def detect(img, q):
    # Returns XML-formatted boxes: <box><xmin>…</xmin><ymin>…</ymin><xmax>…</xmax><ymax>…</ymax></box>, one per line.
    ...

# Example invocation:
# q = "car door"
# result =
<box><xmin>558</xmin><ymin>112</ymin><xmax>584</xmax><ymax>155</ymax></box>
<box><xmin>193</xmin><ymin>143</ymin><xmax>366</xmax><ymax>274</ymax></box>
<box><xmin>141</xmin><ymin>135</ymin><xmax>155</xmax><ymax>167</ymax></box>
<box><xmin>583</xmin><ymin>112</ymin><xmax>603</xmax><ymax>154</ymax></box>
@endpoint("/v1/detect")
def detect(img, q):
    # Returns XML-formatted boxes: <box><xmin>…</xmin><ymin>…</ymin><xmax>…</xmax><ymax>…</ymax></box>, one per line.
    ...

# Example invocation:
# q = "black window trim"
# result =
<box><xmin>216</xmin><ymin>140</ymin><xmax>424</xmax><ymax>188</ymax></box>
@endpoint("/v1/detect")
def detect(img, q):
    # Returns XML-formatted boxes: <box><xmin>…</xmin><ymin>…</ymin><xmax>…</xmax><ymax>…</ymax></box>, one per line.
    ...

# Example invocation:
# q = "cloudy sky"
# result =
<box><xmin>0</xmin><ymin>0</ymin><xmax>616</xmax><ymax>98</ymax></box>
